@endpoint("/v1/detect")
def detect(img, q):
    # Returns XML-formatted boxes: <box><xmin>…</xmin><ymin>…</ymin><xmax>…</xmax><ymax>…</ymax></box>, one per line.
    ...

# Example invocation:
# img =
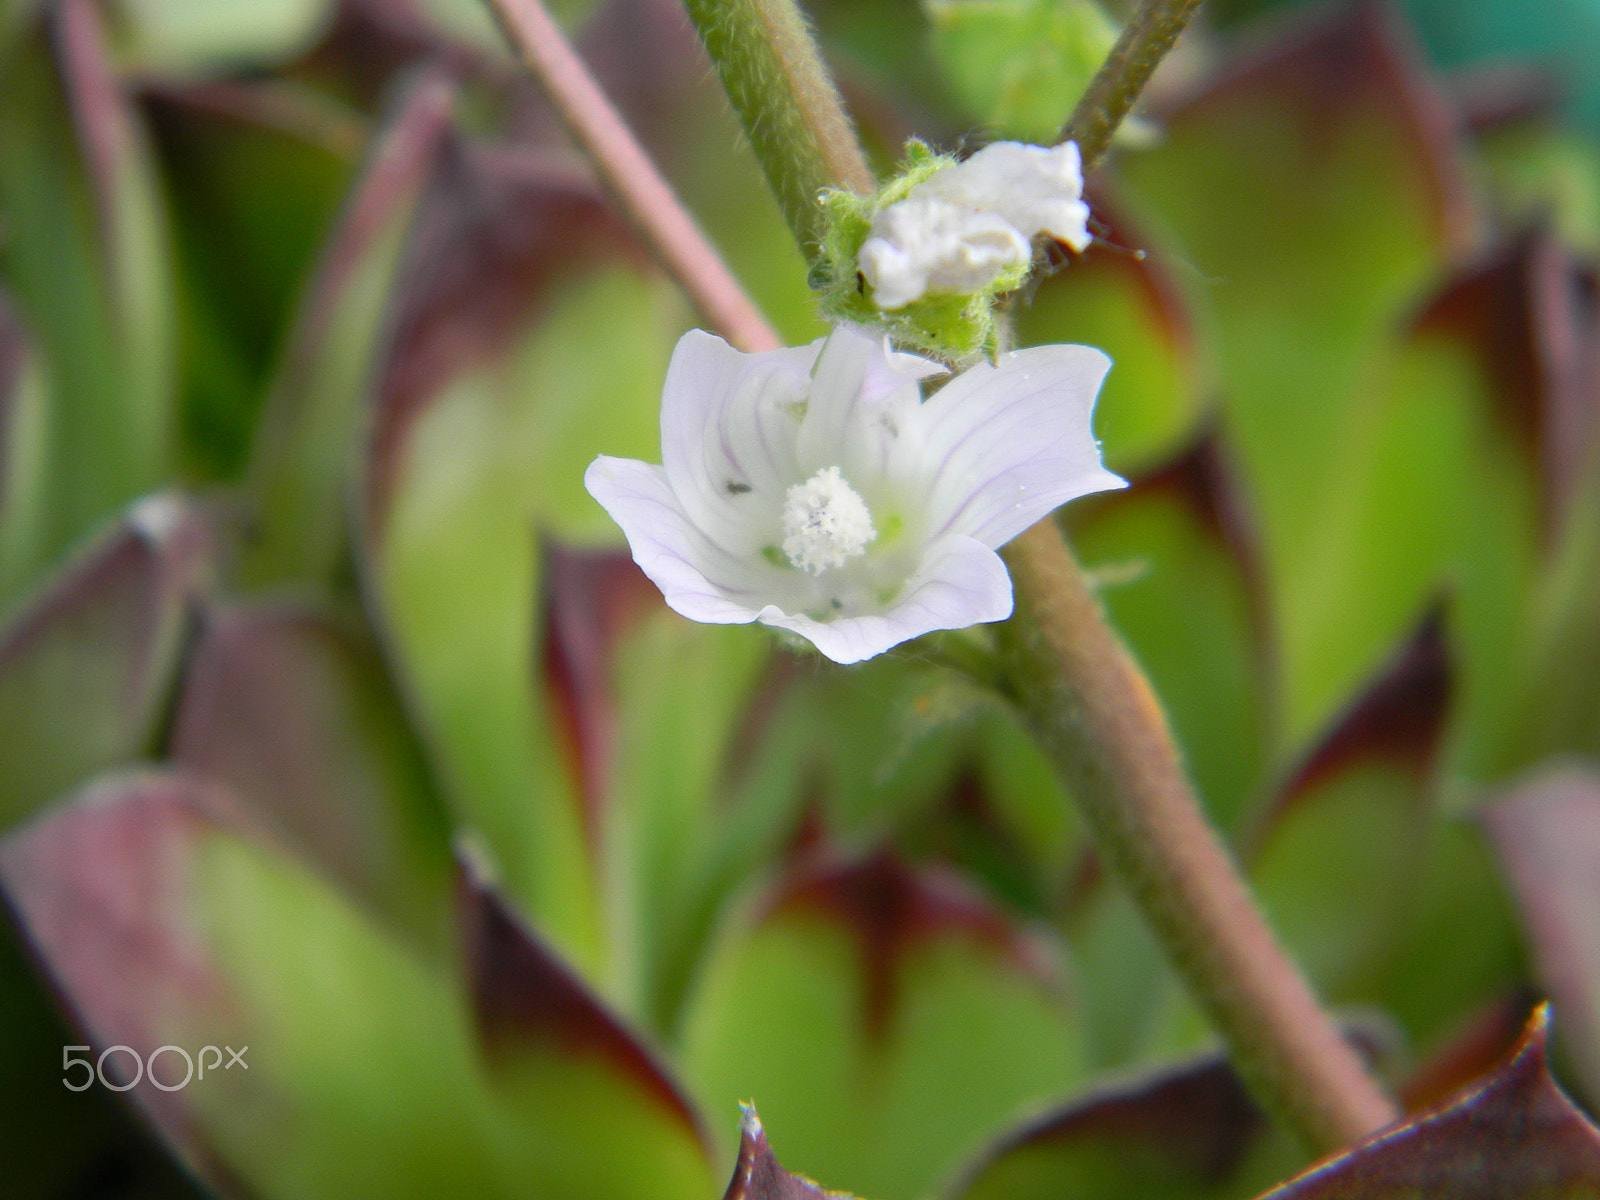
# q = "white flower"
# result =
<box><xmin>584</xmin><ymin>325</ymin><xmax>1123</xmax><ymax>665</ymax></box>
<box><xmin>860</xmin><ymin>140</ymin><xmax>1092</xmax><ymax>310</ymax></box>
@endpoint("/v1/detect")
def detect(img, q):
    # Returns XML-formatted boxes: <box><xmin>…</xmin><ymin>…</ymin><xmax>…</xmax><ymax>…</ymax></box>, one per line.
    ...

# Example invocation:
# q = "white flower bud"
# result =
<box><xmin>859</xmin><ymin>140</ymin><xmax>1092</xmax><ymax>310</ymax></box>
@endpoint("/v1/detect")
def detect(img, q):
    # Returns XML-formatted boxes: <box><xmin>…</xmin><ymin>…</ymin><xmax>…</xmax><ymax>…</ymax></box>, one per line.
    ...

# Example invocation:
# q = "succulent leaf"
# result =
<box><xmin>0</xmin><ymin>0</ymin><xmax>176</xmax><ymax>599</ymax></box>
<box><xmin>1252</xmin><ymin>1005</ymin><xmax>1600</xmax><ymax>1199</ymax></box>
<box><xmin>0</xmin><ymin>495</ymin><xmax>211</xmax><ymax>832</ymax></box>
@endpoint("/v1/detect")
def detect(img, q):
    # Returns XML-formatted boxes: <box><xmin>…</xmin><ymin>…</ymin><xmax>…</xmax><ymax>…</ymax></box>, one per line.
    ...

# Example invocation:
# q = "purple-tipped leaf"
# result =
<box><xmin>1483</xmin><ymin>767</ymin><xmax>1600</xmax><ymax>1100</ymax></box>
<box><xmin>538</xmin><ymin>539</ymin><xmax>658</xmax><ymax>852</ymax></box>
<box><xmin>722</xmin><ymin>1106</ymin><xmax>856</xmax><ymax>1200</ymax></box>
<box><xmin>682</xmin><ymin>848</ymin><xmax>1085</xmax><ymax>1200</ymax></box>
<box><xmin>945</xmin><ymin>1046</ymin><xmax>1300</xmax><ymax>1200</ymax></box>
<box><xmin>0</xmin><ymin>770</ymin><xmax>266</xmax><ymax>1185</ymax></box>
<box><xmin>0</xmin><ymin>496</ymin><xmax>212</xmax><ymax>831</ymax></box>
<box><xmin>168</xmin><ymin>601</ymin><xmax>453</xmax><ymax>947</ymax></box>
<box><xmin>1254</xmin><ymin>1005</ymin><xmax>1600</xmax><ymax>1199</ymax></box>
<box><xmin>3</xmin><ymin>768</ymin><xmax>717</xmax><ymax>1199</ymax></box>
<box><xmin>457</xmin><ymin>850</ymin><xmax>708</xmax><ymax>1148</ymax></box>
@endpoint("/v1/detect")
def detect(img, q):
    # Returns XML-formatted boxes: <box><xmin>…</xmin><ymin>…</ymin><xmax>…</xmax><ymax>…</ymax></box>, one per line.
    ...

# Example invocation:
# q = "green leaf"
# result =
<box><xmin>1479</xmin><ymin>122</ymin><xmax>1600</xmax><ymax>259</ymax></box>
<box><xmin>1016</xmin><ymin>204</ymin><xmax>1208</xmax><ymax>478</ymax></box>
<box><xmin>0</xmin><ymin>495</ymin><xmax>211</xmax><ymax>833</ymax></box>
<box><xmin>924</xmin><ymin>0</ymin><xmax>1117</xmax><ymax>143</ymax></box>
<box><xmin>0</xmin><ymin>290</ymin><xmax>50</xmax><ymax>602</ymax></box>
<box><xmin>1319</xmin><ymin>232</ymin><xmax>1554</xmax><ymax>788</ymax></box>
<box><xmin>1112</xmin><ymin>3</ymin><xmax>1479</xmax><ymax>749</ymax></box>
<box><xmin>0</xmin><ymin>768</ymin><xmax>718</xmax><ymax>1200</ymax></box>
<box><xmin>0</xmin><ymin>0</ymin><xmax>176</xmax><ymax>604</ymax></box>
<box><xmin>681</xmin><ymin>850</ymin><xmax>1087</xmax><ymax>1200</ymax></box>
<box><xmin>107</xmin><ymin>0</ymin><xmax>330</xmax><ymax>73</ymax></box>
<box><xmin>1244</xmin><ymin>614</ymin><xmax>1448</xmax><ymax>1006</ymax></box>
<box><xmin>240</xmin><ymin>68</ymin><xmax>452</xmax><ymax>586</ymax></box>
<box><xmin>1253</xmin><ymin>1005</ymin><xmax>1600</xmax><ymax>1199</ymax></box>
<box><xmin>1067</xmin><ymin>438</ymin><xmax>1271</xmax><ymax>834</ymax></box>
<box><xmin>605</xmin><ymin>607</ymin><xmax>777</xmax><ymax>1036</ymax></box>
<box><xmin>1426</xmin><ymin>231</ymin><xmax>1600</xmax><ymax>781</ymax></box>
<box><xmin>458</xmin><ymin>857</ymin><xmax>718</xmax><ymax>1197</ymax></box>
<box><xmin>360</xmin><ymin>137</ymin><xmax>678</xmax><ymax>979</ymax></box>
<box><xmin>168</xmin><ymin>600</ymin><xmax>455</xmax><ymax>951</ymax></box>
<box><xmin>147</xmin><ymin>77</ymin><xmax>360</xmax><ymax>479</ymax></box>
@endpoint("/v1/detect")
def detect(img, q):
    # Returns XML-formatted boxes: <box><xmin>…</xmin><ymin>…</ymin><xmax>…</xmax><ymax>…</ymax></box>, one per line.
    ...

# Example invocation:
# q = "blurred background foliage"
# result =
<box><xmin>3</xmin><ymin>0</ymin><xmax>1600</xmax><ymax>1197</ymax></box>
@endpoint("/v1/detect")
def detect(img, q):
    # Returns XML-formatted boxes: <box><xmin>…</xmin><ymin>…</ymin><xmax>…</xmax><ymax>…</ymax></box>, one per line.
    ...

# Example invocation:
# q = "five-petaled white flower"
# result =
<box><xmin>860</xmin><ymin>140</ymin><xmax>1092</xmax><ymax>310</ymax></box>
<box><xmin>584</xmin><ymin>324</ymin><xmax>1122</xmax><ymax>665</ymax></box>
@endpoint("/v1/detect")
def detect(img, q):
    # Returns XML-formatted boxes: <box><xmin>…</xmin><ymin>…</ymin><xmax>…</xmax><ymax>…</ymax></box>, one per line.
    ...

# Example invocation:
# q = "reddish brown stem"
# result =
<box><xmin>488</xmin><ymin>0</ymin><xmax>780</xmax><ymax>352</ymax></box>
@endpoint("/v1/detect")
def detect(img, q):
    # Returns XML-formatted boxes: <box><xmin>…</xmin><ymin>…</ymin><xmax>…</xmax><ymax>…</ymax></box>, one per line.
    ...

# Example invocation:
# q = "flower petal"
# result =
<box><xmin>861</xmin><ymin>197</ymin><xmax>1030</xmax><ymax>309</ymax></box>
<box><xmin>905</xmin><ymin>343</ymin><xmax>1125</xmax><ymax>548</ymax></box>
<box><xmin>659</xmin><ymin>330</ymin><xmax>819</xmax><ymax>545</ymax></box>
<box><xmin>920</xmin><ymin>141</ymin><xmax>1091</xmax><ymax>253</ymax></box>
<box><xmin>795</xmin><ymin>326</ymin><xmax>939</xmax><ymax>477</ymax></box>
<box><xmin>756</xmin><ymin>533</ymin><xmax>1013</xmax><ymax>664</ymax></box>
<box><xmin>584</xmin><ymin>456</ymin><xmax>768</xmax><ymax>626</ymax></box>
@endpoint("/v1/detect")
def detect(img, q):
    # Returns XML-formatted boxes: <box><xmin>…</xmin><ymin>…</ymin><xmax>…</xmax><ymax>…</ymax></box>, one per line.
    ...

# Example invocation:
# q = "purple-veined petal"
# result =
<box><xmin>868</xmin><ymin>332</ymin><xmax>951</xmax><ymax>394</ymax></box>
<box><xmin>660</xmin><ymin>330</ymin><xmax>817</xmax><ymax>543</ymax></box>
<box><xmin>584</xmin><ymin>456</ymin><xmax>770</xmax><ymax>626</ymax></box>
<box><xmin>756</xmin><ymin>533</ymin><xmax>1012</xmax><ymax>664</ymax></box>
<box><xmin>906</xmin><ymin>343</ymin><xmax>1124</xmax><ymax>548</ymax></box>
<box><xmin>797</xmin><ymin>326</ymin><xmax>935</xmax><ymax>475</ymax></box>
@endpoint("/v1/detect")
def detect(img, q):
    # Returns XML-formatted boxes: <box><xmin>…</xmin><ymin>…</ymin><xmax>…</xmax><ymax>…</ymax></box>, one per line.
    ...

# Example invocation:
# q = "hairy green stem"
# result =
<box><xmin>1000</xmin><ymin>526</ymin><xmax>1398</xmax><ymax>1152</ymax></box>
<box><xmin>681</xmin><ymin>0</ymin><xmax>876</xmax><ymax>256</ymax></box>
<box><xmin>1029</xmin><ymin>0</ymin><xmax>1399</xmax><ymax>1155</ymax></box>
<box><xmin>1060</xmin><ymin>0</ymin><xmax>1205</xmax><ymax>172</ymax></box>
<box><xmin>486</xmin><ymin>0</ymin><xmax>780</xmax><ymax>352</ymax></box>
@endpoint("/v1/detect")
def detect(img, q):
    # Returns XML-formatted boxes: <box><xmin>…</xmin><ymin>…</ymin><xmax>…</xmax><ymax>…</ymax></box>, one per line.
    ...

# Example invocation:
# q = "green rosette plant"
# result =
<box><xmin>3</xmin><ymin>0</ymin><xmax>1600</xmax><ymax>1198</ymax></box>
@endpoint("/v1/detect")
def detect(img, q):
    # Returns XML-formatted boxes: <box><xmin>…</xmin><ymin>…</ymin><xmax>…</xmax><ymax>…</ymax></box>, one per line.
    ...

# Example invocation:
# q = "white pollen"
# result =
<box><xmin>781</xmin><ymin>466</ymin><xmax>877</xmax><ymax>574</ymax></box>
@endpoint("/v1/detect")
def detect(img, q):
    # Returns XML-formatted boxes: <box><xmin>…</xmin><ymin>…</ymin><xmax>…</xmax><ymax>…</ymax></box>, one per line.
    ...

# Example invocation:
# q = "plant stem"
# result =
<box><xmin>1020</xmin><ymin>0</ymin><xmax>1400</xmax><ymax>1156</ymax></box>
<box><xmin>681</xmin><ymin>0</ymin><xmax>876</xmax><ymax>256</ymax></box>
<box><xmin>486</xmin><ymin>0</ymin><xmax>780</xmax><ymax>352</ymax></box>
<box><xmin>999</xmin><ymin>525</ymin><xmax>1398</xmax><ymax>1152</ymax></box>
<box><xmin>1060</xmin><ymin>0</ymin><xmax>1205</xmax><ymax>172</ymax></box>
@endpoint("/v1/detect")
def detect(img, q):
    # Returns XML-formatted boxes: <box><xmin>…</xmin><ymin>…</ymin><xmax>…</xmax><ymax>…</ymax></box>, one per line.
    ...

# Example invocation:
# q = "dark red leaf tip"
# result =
<box><xmin>1263</xmin><ymin>605</ymin><xmax>1452</xmax><ymax>829</ymax></box>
<box><xmin>1259</xmin><ymin>1002</ymin><xmax>1600</xmax><ymax>1198</ymax></box>
<box><xmin>773</xmin><ymin>848</ymin><xmax>1057</xmax><ymax>1037</ymax></box>
<box><xmin>455</xmin><ymin>852</ymin><xmax>709</xmax><ymax>1149</ymax></box>
<box><xmin>721</xmin><ymin>1104</ymin><xmax>854</xmax><ymax>1200</ymax></box>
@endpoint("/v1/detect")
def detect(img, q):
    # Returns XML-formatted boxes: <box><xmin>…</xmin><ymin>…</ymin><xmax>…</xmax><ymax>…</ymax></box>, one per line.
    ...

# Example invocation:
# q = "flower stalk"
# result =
<box><xmin>998</xmin><ymin>524</ymin><xmax>1399</xmax><ymax>1151</ymax></box>
<box><xmin>680</xmin><ymin>0</ymin><xmax>876</xmax><ymax>254</ymax></box>
<box><xmin>485</xmin><ymin>0</ymin><xmax>779</xmax><ymax>353</ymax></box>
<box><xmin>1060</xmin><ymin>0</ymin><xmax>1207</xmax><ymax>172</ymax></box>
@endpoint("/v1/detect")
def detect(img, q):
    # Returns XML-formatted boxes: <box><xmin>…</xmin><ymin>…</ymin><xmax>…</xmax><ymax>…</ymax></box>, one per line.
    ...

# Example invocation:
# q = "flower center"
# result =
<box><xmin>781</xmin><ymin>466</ymin><xmax>877</xmax><ymax>575</ymax></box>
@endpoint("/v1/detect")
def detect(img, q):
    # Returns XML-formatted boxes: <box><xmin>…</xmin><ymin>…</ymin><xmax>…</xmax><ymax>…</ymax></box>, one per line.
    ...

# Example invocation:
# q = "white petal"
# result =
<box><xmin>659</xmin><ymin>329</ymin><xmax>819</xmax><ymax>546</ymax></box>
<box><xmin>584</xmin><ymin>455</ymin><xmax>769</xmax><ymax>626</ymax></box>
<box><xmin>922</xmin><ymin>141</ymin><xmax>1091</xmax><ymax>253</ymax></box>
<box><xmin>795</xmin><ymin>325</ymin><xmax>928</xmax><ymax>477</ymax></box>
<box><xmin>756</xmin><ymin>534</ymin><xmax>1013</xmax><ymax>664</ymax></box>
<box><xmin>905</xmin><ymin>343</ymin><xmax>1125</xmax><ymax>548</ymax></box>
<box><xmin>860</xmin><ymin>197</ymin><xmax>1030</xmax><ymax>309</ymax></box>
